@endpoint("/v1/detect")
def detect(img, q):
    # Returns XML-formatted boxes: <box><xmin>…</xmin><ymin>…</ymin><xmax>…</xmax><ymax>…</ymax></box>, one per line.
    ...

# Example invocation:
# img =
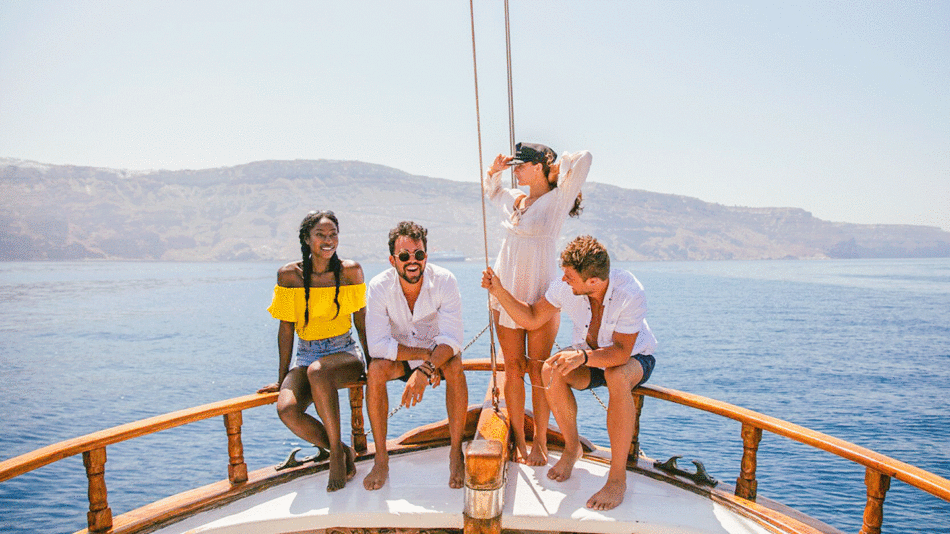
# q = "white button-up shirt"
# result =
<box><xmin>366</xmin><ymin>263</ymin><xmax>464</xmax><ymax>363</ymax></box>
<box><xmin>545</xmin><ymin>268</ymin><xmax>657</xmax><ymax>359</ymax></box>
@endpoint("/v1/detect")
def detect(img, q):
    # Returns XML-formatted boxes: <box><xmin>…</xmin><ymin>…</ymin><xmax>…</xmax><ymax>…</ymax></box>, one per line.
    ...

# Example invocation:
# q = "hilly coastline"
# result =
<box><xmin>2</xmin><ymin>158</ymin><xmax>948</xmax><ymax>262</ymax></box>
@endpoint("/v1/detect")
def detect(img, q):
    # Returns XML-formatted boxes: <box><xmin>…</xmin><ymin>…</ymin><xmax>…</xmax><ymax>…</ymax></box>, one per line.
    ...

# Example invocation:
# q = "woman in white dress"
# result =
<box><xmin>484</xmin><ymin>142</ymin><xmax>592</xmax><ymax>464</ymax></box>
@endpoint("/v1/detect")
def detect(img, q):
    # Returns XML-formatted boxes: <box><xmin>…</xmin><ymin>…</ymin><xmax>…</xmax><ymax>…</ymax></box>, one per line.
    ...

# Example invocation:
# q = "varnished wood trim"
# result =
<box><xmin>858</xmin><ymin>468</ymin><xmax>891</xmax><ymax>534</ymax></box>
<box><xmin>82</xmin><ymin>447</ymin><xmax>112</xmax><ymax>533</ymax></box>
<box><xmin>0</xmin><ymin>393</ymin><xmax>278</xmax><ymax>483</ymax></box>
<box><xmin>461</xmin><ymin>358</ymin><xmax>505</xmax><ymax>372</ymax></box>
<box><xmin>736</xmin><ymin>423</ymin><xmax>762</xmax><ymax>501</ymax></box>
<box><xmin>635</xmin><ymin>384</ymin><xmax>950</xmax><ymax>502</ymax></box>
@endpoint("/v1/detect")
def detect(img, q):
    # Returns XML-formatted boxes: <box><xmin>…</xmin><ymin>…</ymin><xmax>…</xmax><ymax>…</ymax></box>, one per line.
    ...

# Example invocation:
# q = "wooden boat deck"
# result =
<box><xmin>146</xmin><ymin>448</ymin><xmax>776</xmax><ymax>534</ymax></box>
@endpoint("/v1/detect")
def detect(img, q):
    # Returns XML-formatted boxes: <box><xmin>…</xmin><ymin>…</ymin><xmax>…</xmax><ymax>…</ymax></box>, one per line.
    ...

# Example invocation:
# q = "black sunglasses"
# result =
<box><xmin>396</xmin><ymin>250</ymin><xmax>426</xmax><ymax>262</ymax></box>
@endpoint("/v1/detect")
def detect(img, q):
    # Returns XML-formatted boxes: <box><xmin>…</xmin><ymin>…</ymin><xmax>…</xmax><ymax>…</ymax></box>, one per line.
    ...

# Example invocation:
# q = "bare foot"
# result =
<box><xmin>327</xmin><ymin>444</ymin><xmax>352</xmax><ymax>492</ymax></box>
<box><xmin>345</xmin><ymin>445</ymin><xmax>357</xmax><ymax>481</ymax></box>
<box><xmin>547</xmin><ymin>447</ymin><xmax>582</xmax><ymax>482</ymax></box>
<box><xmin>525</xmin><ymin>443</ymin><xmax>548</xmax><ymax>466</ymax></box>
<box><xmin>448</xmin><ymin>446</ymin><xmax>465</xmax><ymax>489</ymax></box>
<box><xmin>587</xmin><ymin>478</ymin><xmax>626</xmax><ymax>510</ymax></box>
<box><xmin>363</xmin><ymin>459</ymin><xmax>389</xmax><ymax>491</ymax></box>
<box><xmin>512</xmin><ymin>438</ymin><xmax>530</xmax><ymax>465</ymax></box>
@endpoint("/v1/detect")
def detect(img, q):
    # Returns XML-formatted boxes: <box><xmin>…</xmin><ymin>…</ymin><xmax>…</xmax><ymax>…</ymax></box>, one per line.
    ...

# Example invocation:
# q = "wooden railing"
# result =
<box><xmin>1</xmin><ymin>360</ymin><xmax>948</xmax><ymax>534</ymax></box>
<box><xmin>629</xmin><ymin>383</ymin><xmax>950</xmax><ymax>534</ymax></box>
<box><xmin>0</xmin><ymin>387</ymin><xmax>367</xmax><ymax>533</ymax></box>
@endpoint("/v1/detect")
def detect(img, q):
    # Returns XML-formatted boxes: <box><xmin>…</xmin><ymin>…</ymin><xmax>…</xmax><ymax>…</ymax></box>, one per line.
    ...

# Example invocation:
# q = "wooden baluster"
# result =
<box><xmin>349</xmin><ymin>384</ymin><xmax>367</xmax><ymax>454</ymax></box>
<box><xmin>735</xmin><ymin>423</ymin><xmax>762</xmax><ymax>501</ymax></box>
<box><xmin>628</xmin><ymin>392</ymin><xmax>644</xmax><ymax>461</ymax></box>
<box><xmin>82</xmin><ymin>447</ymin><xmax>112</xmax><ymax>533</ymax></box>
<box><xmin>224</xmin><ymin>411</ymin><xmax>248</xmax><ymax>484</ymax></box>
<box><xmin>858</xmin><ymin>468</ymin><xmax>891</xmax><ymax>534</ymax></box>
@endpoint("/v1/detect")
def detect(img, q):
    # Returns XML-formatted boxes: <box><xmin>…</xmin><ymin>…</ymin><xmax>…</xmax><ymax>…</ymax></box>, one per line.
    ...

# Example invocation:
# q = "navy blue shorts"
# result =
<box><xmin>583</xmin><ymin>353</ymin><xmax>655</xmax><ymax>390</ymax></box>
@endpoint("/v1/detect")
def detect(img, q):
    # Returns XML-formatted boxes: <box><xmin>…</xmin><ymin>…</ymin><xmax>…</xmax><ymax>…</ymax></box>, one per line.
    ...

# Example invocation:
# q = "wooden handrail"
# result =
<box><xmin>0</xmin><ymin>392</ymin><xmax>278</xmax><ymax>483</ymax></box>
<box><xmin>2</xmin><ymin>361</ymin><xmax>947</xmax><ymax>533</ymax></box>
<box><xmin>0</xmin><ymin>364</ymin><xmax>495</xmax><ymax>483</ymax></box>
<box><xmin>634</xmin><ymin>384</ymin><xmax>950</xmax><ymax>503</ymax></box>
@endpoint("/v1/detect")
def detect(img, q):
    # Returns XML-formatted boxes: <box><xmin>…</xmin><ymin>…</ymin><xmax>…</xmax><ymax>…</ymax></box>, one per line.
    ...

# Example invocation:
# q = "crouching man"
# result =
<box><xmin>482</xmin><ymin>235</ymin><xmax>657</xmax><ymax>510</ymax></box>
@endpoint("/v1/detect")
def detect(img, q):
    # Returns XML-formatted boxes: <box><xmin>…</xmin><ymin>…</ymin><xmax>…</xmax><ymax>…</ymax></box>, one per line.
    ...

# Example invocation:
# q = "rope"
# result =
<box><xmin>503</xmin><ymin>0</ymin><xmax>516</xmax><ymax>188</ymax></box>
<box><xmin>469</xmin><ymin>0</ymin><xmax>501</xmax><ymax>413</ymax></box>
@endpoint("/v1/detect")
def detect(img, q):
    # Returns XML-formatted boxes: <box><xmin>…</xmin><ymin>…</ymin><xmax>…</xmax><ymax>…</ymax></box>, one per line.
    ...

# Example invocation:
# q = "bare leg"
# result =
<box><xmin>586</xmin><ymin>359</ymin><xmax>643</xmax><ymax>510</ymax></box>
<box><xmin>542</xmin><ymin>358</ymin><xmax>588</xmax><ymax>482</ymax></box>
<box><xmin>363</xmin><ymin>358</ymin><xmax>402</xmax><ymax>490</ymax></box>
<box><xmin>276</xmin><ymin>368</ymin><xmax>329</xmax><ymax>447</ymax></box>
<box><xmin>440</xmin><ymin>355</ymin><xmax>468</xmax><ymax>488</ymax></box>
<box><xmin>308</xmin><ymin>352</ymin><xmax>364</xmax><ymax>492</ymax></box>
<box><xmin>524</xmin><ymin>314</ymin><xmax>559</xmax><ymax>466</ymax></box>
<box><xmin>496</xmin><ymin>312</ymin><xmax>530</xmax><ymax>464</ymax></box>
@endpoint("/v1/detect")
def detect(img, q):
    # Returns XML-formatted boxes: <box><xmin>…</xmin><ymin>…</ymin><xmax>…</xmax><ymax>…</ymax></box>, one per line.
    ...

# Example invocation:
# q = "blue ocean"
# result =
<box><xmin>1</xmin><ymin>259</ymin><xmax>948</xmax><ymax>533</ymax></box>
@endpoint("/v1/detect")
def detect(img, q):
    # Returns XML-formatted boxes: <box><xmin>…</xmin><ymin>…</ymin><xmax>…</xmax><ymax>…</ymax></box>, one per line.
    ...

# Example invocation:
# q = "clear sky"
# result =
<box><xmin>2</xmin><ymin>1</ymin><xmax>948</xmax><ymax>230</ymax></box>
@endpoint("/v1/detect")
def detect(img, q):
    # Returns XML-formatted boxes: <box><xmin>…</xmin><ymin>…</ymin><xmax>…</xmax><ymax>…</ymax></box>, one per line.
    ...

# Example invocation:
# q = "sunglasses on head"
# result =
<box><xmin>396</xmin><ymin>250</ymin><xmax>426</xmax><ymax>262</ymax></box>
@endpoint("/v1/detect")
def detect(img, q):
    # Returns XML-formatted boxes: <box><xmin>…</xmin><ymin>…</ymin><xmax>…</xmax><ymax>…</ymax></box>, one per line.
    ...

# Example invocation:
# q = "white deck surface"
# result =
<box><xmin>154</xmin><ymin>448</ymin><xmax>775</xmax><ymax>534</ymax></box>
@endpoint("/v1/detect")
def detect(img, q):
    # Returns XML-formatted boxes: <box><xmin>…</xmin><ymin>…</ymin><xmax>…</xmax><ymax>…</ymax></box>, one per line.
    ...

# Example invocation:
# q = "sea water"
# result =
<box><xmin>0</xmin><ymin>259</ymin><xmax>948</xmax><ymax>533</ymax></box>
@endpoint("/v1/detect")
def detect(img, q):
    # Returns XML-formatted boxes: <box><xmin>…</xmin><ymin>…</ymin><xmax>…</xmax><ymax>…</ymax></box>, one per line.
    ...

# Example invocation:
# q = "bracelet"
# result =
<box><xmin>580</xmin><ymin>349</ymin><xmax>589</xmax><ymax>366</ymax></box>
<box><xmin>417</xmin><ymin>360</ymin><xmax>436</xmax><ymax>378</ymax></box>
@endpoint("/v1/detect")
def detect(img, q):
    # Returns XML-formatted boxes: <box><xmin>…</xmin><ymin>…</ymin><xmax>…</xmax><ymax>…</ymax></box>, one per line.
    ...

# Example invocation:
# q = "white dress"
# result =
<box><xmin>484</xmin><ymin>150</ymin><xmax>592</xmax><ymax>329</ymax></box>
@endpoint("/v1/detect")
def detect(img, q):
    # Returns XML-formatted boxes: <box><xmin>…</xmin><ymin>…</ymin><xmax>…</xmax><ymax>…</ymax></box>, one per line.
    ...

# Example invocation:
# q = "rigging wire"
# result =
<box><xmin>503</xmin><ymin>0</ymin><xmax>517</xmax><ymax>189</ymax></box>
<box><xmin>469</xmin><ymin>0</ymin><xmax>501</xmax><ymax>413</ymax></box>
<box><xmin>366</xmin><ymin>323</ymin><xmax>493</xmax><ymax>431</ymax></box>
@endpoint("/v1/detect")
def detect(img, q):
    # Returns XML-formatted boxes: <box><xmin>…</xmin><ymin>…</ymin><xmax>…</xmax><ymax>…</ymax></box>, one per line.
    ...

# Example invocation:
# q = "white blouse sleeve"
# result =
<box><xmin>555</xmin><ymin>150</ymin><xmax>592</xmax><ymax>213</ymax></box>
<box><xmin>483</xmin><ymin>168</ymin><xmax>520</xmax><ymax>211</ymax></box>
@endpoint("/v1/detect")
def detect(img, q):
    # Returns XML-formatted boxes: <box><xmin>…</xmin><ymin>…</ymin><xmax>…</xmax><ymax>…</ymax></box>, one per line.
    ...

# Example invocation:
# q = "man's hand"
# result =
<box><xmin>548</xmin><ymin>349</ymin><xmax>587</xmax><ymax>376</ymax></box>
<box><xmin>401</xmin><ymin>369</ymin><xmax>429</xmax><ymax>408</ymax></box>
<box><xmin>423</xmin><ymin>361</ymin><xmax>441</xmax><ymax>388</ymax></box>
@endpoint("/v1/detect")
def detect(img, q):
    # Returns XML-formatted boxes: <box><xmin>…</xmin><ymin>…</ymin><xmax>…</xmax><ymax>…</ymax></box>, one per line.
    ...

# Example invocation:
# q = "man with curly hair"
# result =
<box><xmin>482</xmin><ymin>235</ymin><xmax>657</xmax><ymax>511</ymax></box>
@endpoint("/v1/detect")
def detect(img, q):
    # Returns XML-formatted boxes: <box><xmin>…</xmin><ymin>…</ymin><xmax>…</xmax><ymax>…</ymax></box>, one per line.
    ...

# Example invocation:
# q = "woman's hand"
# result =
<box><xmin>257</xmin><ymin>382</ymin><xmax>280</xmax><ymax>394</ymax></box>
<box><xmin>489</xmin><ymin>154</ymin><xmax>512</xmax><ymax>174</ymax></box>
<box><xmin>481</xmin><ymin>267</ymin><xmax>502</xmax><ymax>295</ymax></box>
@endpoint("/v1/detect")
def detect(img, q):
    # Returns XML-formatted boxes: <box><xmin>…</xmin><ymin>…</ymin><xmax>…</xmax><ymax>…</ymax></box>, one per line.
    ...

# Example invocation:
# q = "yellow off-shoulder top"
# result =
<box><xmin>267</xmin><ymin>283</ymin><xmax>366</xmax><ymax>340</ymax></box>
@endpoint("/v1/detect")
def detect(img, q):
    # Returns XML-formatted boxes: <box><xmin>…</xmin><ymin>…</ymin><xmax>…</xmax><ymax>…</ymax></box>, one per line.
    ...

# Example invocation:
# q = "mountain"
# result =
<box><xmin>2</xmin><ymin>158</ymin><xmax>948</xmax><ymax>261</ymax></box>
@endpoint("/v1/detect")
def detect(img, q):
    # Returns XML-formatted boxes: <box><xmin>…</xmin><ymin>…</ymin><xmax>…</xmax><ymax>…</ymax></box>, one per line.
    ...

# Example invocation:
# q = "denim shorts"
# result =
<box><xmin>583</xmin><ymin>353</ymin><xmax>656</xmax><ymax>391</ymax></box>
<box><xmin>295</xmin><ymin>332</ymin><xmax>363</xmax><ymax>369</ymax></box>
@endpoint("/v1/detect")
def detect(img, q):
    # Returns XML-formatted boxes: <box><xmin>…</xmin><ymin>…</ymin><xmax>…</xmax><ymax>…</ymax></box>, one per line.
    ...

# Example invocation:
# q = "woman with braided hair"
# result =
<box><xmin>258</xmin><ymin>210</ymin><xmax>368</xmax><ymax>492</ymax></box>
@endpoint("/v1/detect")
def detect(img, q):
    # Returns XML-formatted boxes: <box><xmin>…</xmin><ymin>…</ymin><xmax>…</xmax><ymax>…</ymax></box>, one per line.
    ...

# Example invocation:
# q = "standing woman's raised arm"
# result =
<box><xmin>555</xmin><ymin>150</ymin><xmax>592</xmax><ymax>214</ymax></box>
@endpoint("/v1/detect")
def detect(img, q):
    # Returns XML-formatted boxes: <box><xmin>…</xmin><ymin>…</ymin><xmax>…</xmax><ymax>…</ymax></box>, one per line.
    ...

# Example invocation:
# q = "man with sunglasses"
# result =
<box><xmin>363</xmin><ymin>220</ymin><xmax>468</xmax><ymax>491</ymax></box>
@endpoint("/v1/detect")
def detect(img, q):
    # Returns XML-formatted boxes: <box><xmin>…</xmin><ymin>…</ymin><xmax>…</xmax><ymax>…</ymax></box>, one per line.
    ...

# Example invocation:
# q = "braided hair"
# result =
<box><xmin>298</xmin><ymin>210</ymin><xmax>342</xmax><ymax>327</ymax></box>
